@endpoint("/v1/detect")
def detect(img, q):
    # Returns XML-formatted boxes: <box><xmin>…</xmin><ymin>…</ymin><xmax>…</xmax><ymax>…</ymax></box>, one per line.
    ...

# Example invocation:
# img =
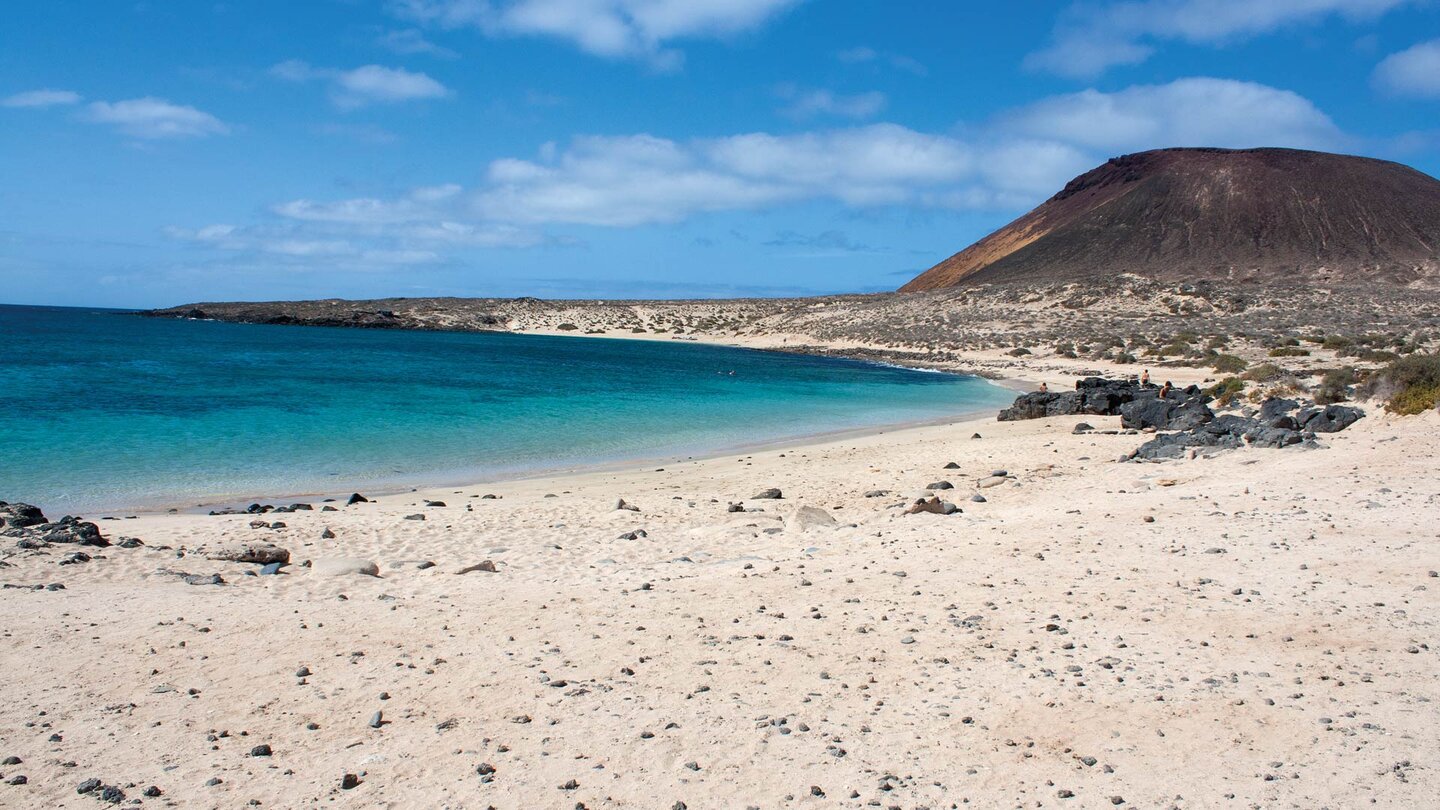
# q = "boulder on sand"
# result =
<box><xmin>309</xmin><ymin>557</ymin><xmax>380</xmax><ymax>577</ymax></box>
<box><xmin>204</xmin><ymin>543</ymin><xmax>290</xmax><ymax>565</ymax></box>
<box><xmin>783</xmin><ymin>505</ymin><xmax>836</xmax><ymax>532</ymax></box>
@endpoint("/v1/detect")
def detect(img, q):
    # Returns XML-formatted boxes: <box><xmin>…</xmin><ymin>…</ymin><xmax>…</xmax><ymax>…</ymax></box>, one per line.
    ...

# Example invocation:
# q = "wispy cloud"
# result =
<box><xmin>1373</xmin><ymin>37</ymin><xmax>1440</xmax><ymax>98</ymax></box>
<box><xmin>376</xmin><ymin>28</ymin><xmax>460</xmax><ymax>58</ymax></box>
<box><xmin>2</xmin><ymin>89</ymin><xmax>82</xmax><ymax>108</ymax></box>
<box><xmin>271</xmin><ymin>60</ymin><xmax>451</xmax><ymax>108</ymax></box>
<box><xmin>836</xmin><ymin>46</ymin><xmax>928</xmax><ymax>76</ymax></box>
<box><xmin>763</xmin><ymin>229</ymin><xmax>890</xmax><ymax>255</ymax></box>
<box><xmin>775</xmin><ymin>84</ymin><xmax>887</xmax><ymax>120</ymax></box>
<box><xmin>84</xmin><ymin>98</ymin><xmax>229</xmax><ymax>139</ymax></box>
<box><xmin>391</xmin><ymin>0</ymin><xmax>802</xmax><ymax>68</ymax></box>
<box><xmin>1028</xmin><ymin>0</ymin><xmax>1413</xmax><ymax>78</ymax></box>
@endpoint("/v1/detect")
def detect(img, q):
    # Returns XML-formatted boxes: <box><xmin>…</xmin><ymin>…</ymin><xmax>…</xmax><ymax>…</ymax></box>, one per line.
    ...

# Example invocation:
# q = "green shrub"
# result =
<box><xmin>1207</xmin><ymin>377</ymin><xmax>1245</xmax><ymax>405</ymax></box>
<box><xmin>1362</xmin><ymin>354</ymin><xmax>1440</xmax><ymax>415</ymax></box>
<box><xmin>1321</xmin><ymin>336</ymin><xmax>1352</xmax><ymax>351</ymax></box>
<box><xmin>1268</xmin><ymin>347</ymin><xmax>1311</xmax><ymax>358</ymax></box>
<box><xmin>1008</xmin><ymin>347</ymin><xmax>1032</xmax><ymax>357</ymax></box>
<box><xmin>557</xmin><ymin>323</ymin><xmax>579</xmax><ymax>331</ymax></box>
<box><xmin>1241</xmin><ymin>363</ymin><xmax>1285</xmax><ymax>382</ymax></box>
<box><xmin>1314</xmin><ymin>367</ymin><xmax>1357</xmax><ymax>405</ymax></box>
<box><xmin>1211</xmin><ymin>354</ymin><xmax>1248</xmax><ymax>374</ymax></box>
<box><xmin>1355</xmin><ymin>349</ymin><xmax>1399</xmax><ymax>363</ymax></box>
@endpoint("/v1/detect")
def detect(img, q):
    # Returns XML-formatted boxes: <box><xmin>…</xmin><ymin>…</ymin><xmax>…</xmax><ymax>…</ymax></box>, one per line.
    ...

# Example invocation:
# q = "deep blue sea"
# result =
<box><xmin>0</xmin><ymin>304</ymin><xmax>1012</xmax><ymax>514</ymax></box>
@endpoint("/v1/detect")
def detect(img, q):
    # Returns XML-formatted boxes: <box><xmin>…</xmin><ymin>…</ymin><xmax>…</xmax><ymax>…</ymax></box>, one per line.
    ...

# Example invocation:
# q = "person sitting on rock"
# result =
<box><xmin>1141</xmin><ymin>369</ymin><xmax>1150</xmax><ymax>385</ymax></box>
<box><xmin>1159</xmin><ymin>381</ymin><xmax>1173</xmax><ymax>398</ymax></box>
<box><xmin>1038</xmin><ymin>382</ymin><xmax>1048</xmax><ymax>393</ymax></box>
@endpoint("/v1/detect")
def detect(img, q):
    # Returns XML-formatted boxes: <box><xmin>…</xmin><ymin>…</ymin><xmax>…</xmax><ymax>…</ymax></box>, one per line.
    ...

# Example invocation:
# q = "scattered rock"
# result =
<box><xmin>751</xmin><ymin>488</ymin><xmax>783</xmax><ymax>499</ymax></box>
<box><xmin>346</xmin><ymin>493</ymin><xmax>368</xmax><ymax>505</ymax></box>
<box><xmin>456</xmin><ymin>560</ymin><xmax>499</xmax><ymax>574</ymax></box>
<box><xmin>907</xmin><ymin>496</ymin><xmax>960</xmax><ymax>515</ymax></box>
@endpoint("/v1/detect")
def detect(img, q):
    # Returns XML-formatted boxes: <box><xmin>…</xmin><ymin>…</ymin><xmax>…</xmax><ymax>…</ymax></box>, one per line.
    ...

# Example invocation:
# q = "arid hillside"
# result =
<box><xmin>902</xmin><ymin>148</ymin><xmax>1440</xmax><ymax>291</ymax></box>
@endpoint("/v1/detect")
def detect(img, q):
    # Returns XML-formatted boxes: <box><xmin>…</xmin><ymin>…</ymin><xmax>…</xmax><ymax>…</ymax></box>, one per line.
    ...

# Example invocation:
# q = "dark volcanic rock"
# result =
<box><xmin>0</xmin><ymin>502</ymin><xmax>46</xmax><ymax>530</ymax></box>
<box><xmin>1299</xmin><ymin>404</ymin><xmax>1366</xmax><ymax>433</ymax></box>
<box><xmin>3</xmin><ymin>511</ymin><xmax>108</xmax><ymax>548</ymax></box>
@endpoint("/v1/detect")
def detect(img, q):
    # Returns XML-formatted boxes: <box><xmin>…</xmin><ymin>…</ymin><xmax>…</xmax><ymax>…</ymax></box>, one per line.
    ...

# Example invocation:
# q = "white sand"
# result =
<box><xmin>2</xmin><ymin>389</ymin><xmax>1438</xmax><ymax>808</ymax></box>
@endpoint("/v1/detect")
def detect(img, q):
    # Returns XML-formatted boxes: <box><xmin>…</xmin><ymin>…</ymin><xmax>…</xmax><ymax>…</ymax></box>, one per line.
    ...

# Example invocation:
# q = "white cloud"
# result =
<box><xmin>1000</xmin><ymin>77</ymin><xmax>1345</xmax><ymax>151</ymax></box>
<box><xmin>173</xmin><ymin>77</ymin><xmax>1349</xmax><ymax>272</ymax></box>
<box><xmin>84</xmin><ymin>98</ymin><xmax>229</xmax><ymax>139</ymax></box>
<box><xmin>377</xmin><ymin>28</ymin><xmax>459</xmax><ymax>58</ymax></box>
<box><xmin>391</xmin><ymin>0</ymin><xmax>801</xmax><ymax>66</ymax></box>
<box><xmin>271</xmin><ymin>61</ymin><xmax>451</xmax><ymax>108</ymax></box>
<box><xmin>1029</xmin><ymin>0</ymin><xmax>1413</xmax><ymax>78</ymax></box>
<box><xmin>267</xmin><ymin>78</ymin><xmax>1346</xmax><ymax>231</ymax></box>
<box><xmin>2</xmin><ymin>89</ymin><xmax>82</xmax><ymax>108</ymax></box>
<box><xmin>1373</xmin><ymin>38</ymin><xmax>1440</xmax><ymax>97</ymax></box>
<box><xmin>776</xmin><ymin>85</ymin><xmax>887</xmax><ymax>120</ymax></box>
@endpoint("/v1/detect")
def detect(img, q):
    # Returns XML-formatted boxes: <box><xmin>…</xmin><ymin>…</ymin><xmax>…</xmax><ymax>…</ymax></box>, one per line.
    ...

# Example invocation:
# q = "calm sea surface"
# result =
<box><xmin>0</xmin><ymin>304</ymin><xmax>1012</xmax><ymax>514</ymax></box>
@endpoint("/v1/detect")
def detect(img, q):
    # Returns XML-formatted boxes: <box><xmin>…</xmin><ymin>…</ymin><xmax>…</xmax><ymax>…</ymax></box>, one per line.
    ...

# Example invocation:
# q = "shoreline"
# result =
<box><xmin>90</xmin><ymin>389</ymin><xmax>1016</xmax><ymax>519</ymax></box>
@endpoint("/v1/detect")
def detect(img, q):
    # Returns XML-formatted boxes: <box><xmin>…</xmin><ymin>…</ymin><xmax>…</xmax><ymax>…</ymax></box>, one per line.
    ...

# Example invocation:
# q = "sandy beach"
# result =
<box><xmin>2</xmin><ymin>367</ymin><xmax>1436</xmax><ymax>809</ymax></box>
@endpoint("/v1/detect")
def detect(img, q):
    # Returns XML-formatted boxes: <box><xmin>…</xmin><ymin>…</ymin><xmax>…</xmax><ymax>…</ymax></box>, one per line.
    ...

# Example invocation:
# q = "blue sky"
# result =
<box><xmin>3</xmin><ymin>0</ymin><xmax>1439</xmax><ymax>307</ymax></box>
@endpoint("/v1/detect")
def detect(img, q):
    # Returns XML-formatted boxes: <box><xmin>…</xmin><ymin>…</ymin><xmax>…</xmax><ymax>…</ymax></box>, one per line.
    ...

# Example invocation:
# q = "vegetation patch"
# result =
<box><xmin>1362</xmin><ymin>354</ymin><xmax>1440</xmax><ymax>414</ymax></box>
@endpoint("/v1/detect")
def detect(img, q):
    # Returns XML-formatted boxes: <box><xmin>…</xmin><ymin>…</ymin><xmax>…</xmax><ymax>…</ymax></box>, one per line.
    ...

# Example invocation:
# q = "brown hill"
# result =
<box><xmin>901</xmin><ymin>147</ymin><xmax>1440</xmax><ymax>291</ymax></box>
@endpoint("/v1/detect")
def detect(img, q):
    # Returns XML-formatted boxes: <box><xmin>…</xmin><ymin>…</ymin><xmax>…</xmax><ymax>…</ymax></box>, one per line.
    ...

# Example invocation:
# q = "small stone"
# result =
<box><xmin>321</xmin><ymin>528</ymin><xmax>335</xmax><ymax>539</ymax></box>
<box><xmin>250</xmin><ymin>744</ymin><xmax>272</xmax><ymax>757</ymax></box>
<box><xmin>559</xmin><ymin>779</ymin><xmax>579</xmax><ymax>790</ymax></box>
<box><xmin>295</xmin><ymin>666</ymin><xmax>311</xmax><ymax>677</ymax></box>
<box><xmin>456</xmin><ymin>560</ymin><xmax>498</xmax><ymax>574</ymax></box>
<box><xmin>347</xmin><ymin>493</ymin><xmax>368</xmax><ymax>505</ymax></box>
<box><xmin>926</xmin><ymin>481</ymin><xmax>954</xmax><ymax>490</ymax></box>
<box><xmin>0</xmin><ymin>757</ymin><xmax>18</xmax><ymax>766</ymax></box>
<box><xmin>751</xmin><ymin>488</ymin><xmax>783</xmax><ymax>500</ymax></box>
<box><xmin>341</xmin><ymin>774</ymin><xmax>360</xmax><ymax>790</ymax></box>
<box><xmin>403</xmin><ymin>514</ymin><xmax>425</xmax><ymax>521</ymax></box>
<box><xmin>143</xmin><ymin>786</ymin><xmax>163</xmax><ymax>797</ymax></box>
<box><xmin>369</xmin><ymin>711</ymin><xmax>383</xmax><ymax>728</ymax></box>
<box><xmin>78</xmin><ymin>778</ymin><xmax>102</xmax><ymax>794</ymax></box>
<box><xmin>7</xmin><ymin>775</ymin><xmax>26</xmax><ymax>785</ymax></box>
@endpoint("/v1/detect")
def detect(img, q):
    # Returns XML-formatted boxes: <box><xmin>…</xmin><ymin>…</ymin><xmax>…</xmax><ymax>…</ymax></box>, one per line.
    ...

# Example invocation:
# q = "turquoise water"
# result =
<box><xmin>0</xmin><ymin>304</ymin><xmax>1011</xmax><ymax>514</ymax></box>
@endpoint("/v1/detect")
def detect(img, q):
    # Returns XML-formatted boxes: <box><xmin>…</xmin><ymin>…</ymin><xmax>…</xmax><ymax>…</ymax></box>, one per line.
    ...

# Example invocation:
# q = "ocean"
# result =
<box><xmin>0</xmin><ymin>304</ymin><xmax>1013</xmax><ymax>514</ymax></box>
